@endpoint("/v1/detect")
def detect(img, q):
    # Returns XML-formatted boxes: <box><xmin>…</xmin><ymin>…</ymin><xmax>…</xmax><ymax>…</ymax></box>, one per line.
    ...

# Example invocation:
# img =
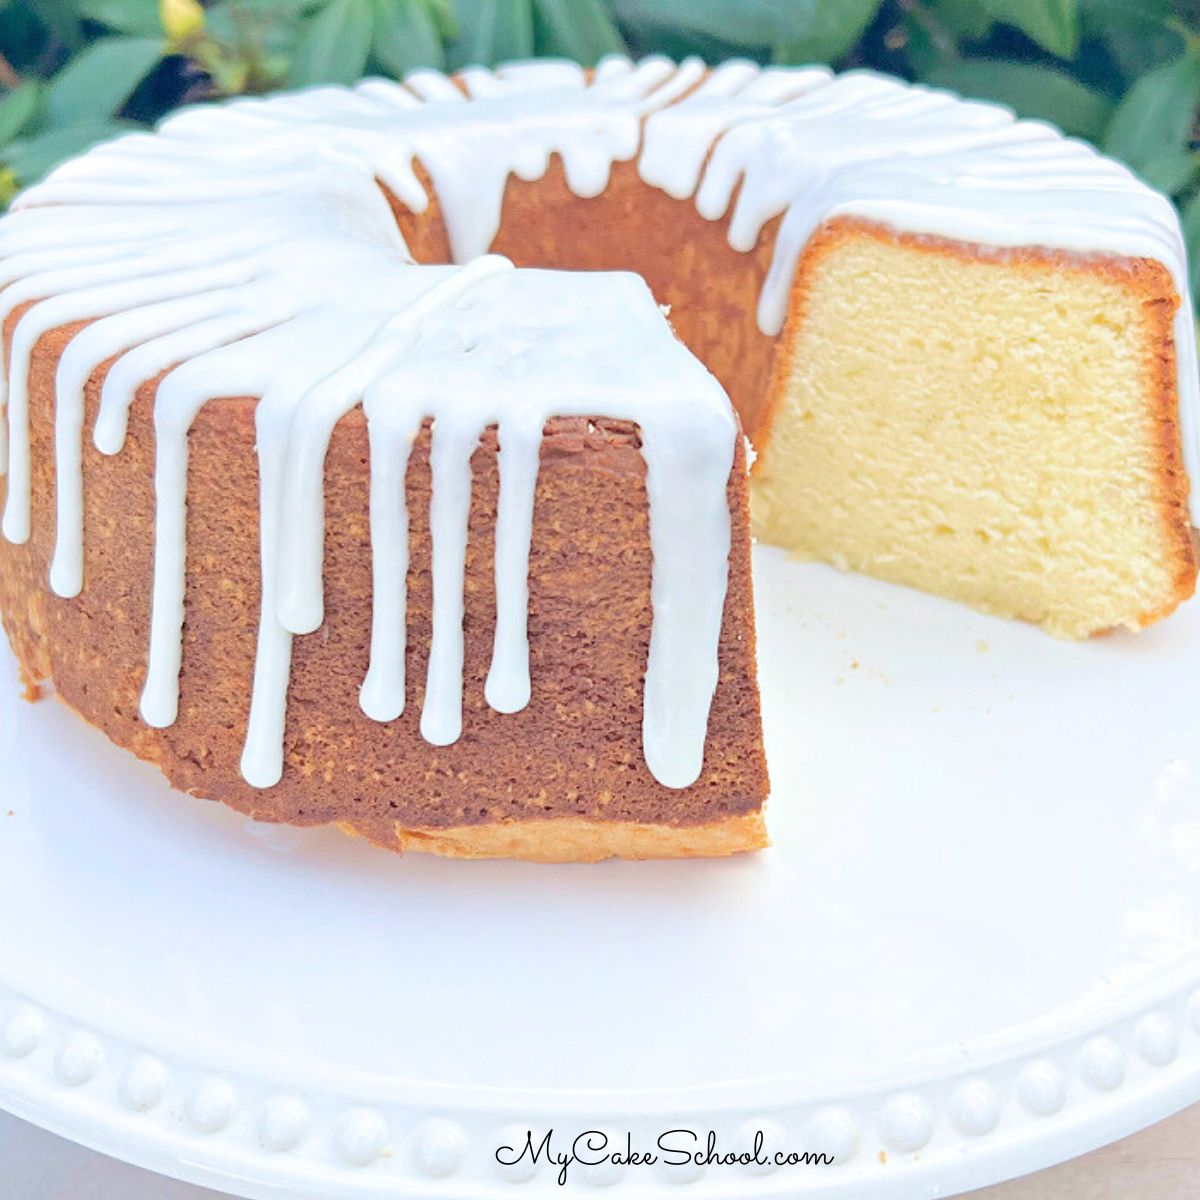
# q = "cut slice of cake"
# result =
<box><xmin>751</xmin><ymin>220</ymin><xmax>1194</xmax><ymax>637</ymax></box>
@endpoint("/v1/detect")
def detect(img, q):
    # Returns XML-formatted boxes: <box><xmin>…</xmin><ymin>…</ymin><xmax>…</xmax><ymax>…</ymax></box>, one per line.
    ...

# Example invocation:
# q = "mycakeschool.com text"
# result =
<box><xmin>494</xmin><ymin>1128</ymin><xmax>837</xmax><ymax>1185</ymax></box>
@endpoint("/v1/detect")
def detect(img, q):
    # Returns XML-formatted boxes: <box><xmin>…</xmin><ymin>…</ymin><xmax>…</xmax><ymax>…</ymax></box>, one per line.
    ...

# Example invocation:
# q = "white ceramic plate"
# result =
<box><xmin>1</xmin><ymin>545</ymin><xmax>1199</xmax><ymax>1200</ymax></box>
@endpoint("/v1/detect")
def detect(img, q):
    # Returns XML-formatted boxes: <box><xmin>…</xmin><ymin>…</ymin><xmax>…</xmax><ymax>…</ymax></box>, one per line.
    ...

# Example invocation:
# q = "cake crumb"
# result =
<box><xmin>976</xmin><ymin>639</ymin><xmax>989</xmax><ymax>653</ymax></box>
<box><xmin>878</xmin><ymin>1150</ymin><xmax>888</xmax><ymax>1164</ymax></box>
<box><xmin>850</xmin><ymin>659</ymin><xmax>860</xmax><ymax>670</ymax></box>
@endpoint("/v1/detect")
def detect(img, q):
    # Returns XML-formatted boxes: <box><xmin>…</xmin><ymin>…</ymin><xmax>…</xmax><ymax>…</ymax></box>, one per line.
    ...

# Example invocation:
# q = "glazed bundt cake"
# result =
<box><xmin>0</xmin><ymin>57</ymin><xmax>1195</xmax><ymax>860</ymax></box>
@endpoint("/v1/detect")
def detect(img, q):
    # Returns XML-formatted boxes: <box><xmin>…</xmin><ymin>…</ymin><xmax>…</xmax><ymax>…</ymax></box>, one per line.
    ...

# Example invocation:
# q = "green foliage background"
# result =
<box><xmin>0</xmin><ymin>0</ymin><xmax>1198</xmax><ymax>299</ymax></box>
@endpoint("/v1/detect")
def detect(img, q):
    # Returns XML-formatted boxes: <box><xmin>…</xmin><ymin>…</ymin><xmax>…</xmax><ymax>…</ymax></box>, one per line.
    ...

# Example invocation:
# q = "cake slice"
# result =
<box><xmin>751</xmin><ymin>220</ymin><xmax>1193</xmax><ymax>637</ymax></box>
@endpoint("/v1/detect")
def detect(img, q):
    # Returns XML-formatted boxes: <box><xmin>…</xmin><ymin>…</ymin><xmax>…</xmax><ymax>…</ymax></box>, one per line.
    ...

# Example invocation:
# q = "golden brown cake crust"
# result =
<box><xmin>347</xmin><ymin>811</ymin><xmax>768</xmax><ymax>862</ymax></box>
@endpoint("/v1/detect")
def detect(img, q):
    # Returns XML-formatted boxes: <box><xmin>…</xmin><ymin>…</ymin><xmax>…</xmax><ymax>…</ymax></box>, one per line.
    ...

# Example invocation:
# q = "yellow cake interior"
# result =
<box><xmin>751</xmin><ymin>221</ymin><xmax>1195</xmax><ymax>638</ymax></box>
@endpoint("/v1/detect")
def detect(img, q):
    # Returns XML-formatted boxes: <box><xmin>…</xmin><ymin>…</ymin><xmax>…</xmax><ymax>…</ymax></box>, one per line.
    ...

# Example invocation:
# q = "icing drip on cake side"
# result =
<box><xmin>0</xmin><ymin>55</ymin><xmax>1196</xmax><ymax>797</ymax></box>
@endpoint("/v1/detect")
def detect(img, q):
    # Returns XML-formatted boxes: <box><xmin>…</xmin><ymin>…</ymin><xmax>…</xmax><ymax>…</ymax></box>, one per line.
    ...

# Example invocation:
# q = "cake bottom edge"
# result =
<box><xmin>6</xmin><ymin>653</ymin><xmax>769</xmax><ymax>866</ymax></box>
<box><xmin>339</xmin><ymin>811</ymin><xmax>770</xmax><ymax>863</ymax></box>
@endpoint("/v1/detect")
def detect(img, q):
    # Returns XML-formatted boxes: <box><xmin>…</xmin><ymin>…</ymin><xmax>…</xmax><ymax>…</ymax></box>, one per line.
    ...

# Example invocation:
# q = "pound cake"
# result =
<box><xmin>0</xmin><ymin>57</ymin><xmax>1195</xmax><ymax>860</ymax></box>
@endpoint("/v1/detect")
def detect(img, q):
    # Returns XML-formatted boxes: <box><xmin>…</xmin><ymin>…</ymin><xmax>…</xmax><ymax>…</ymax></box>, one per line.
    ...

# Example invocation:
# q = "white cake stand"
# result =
<box><xmin>1</xmin><ymin>545</ymin><xmax>1199</xmax><ymax>1200</ymax></box>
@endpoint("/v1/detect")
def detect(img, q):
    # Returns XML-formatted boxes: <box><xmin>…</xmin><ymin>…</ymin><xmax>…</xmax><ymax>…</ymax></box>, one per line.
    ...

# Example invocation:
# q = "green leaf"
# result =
<box><xmin>929</xmin><ymin>0</ymin><xmax>993</xmax><ymax>41</ymax></box>
<box><xmin>530</xmin><ymin>0</ymin><xmax>623</xmax><ymax>64</ymax></box>
<box><xmin>446</xmin><ymin>0</ymin><xmax>534</xmax><ymax>67</ymax></box>
<box><xmin>610</xmin><ymin>0</ymin><xmax>810</xmax><ymax>49</ymax></box>
<box><xmin>5</xmin><ymin>121</ymin><xmax>132</xmax><ymax>187</ymax></box>
<box><xmin>76</xmin><ymin>0</ymin><xmax>165</xmax><ymax>35</ymax></box>
<box><xmin>773</xmin><ymin>0</ymin><xmax>884</xmax><ymax>64</ymax></box>
<box><xmin>1079</xmin><ymin>0</ymin><xmax>1172</xmax><ymax>26</ymax></box>
<box><xmin>1137</xmin><ymin>148</ymin><xmax>1200</xmax><ymax>196</ymax></box>
<box><xmin>611</xmin><ymin>17</ymin><xmax>751</xmax><ymax>63</ymax></box>
<box><xmin>1081</xmin><ymin>0</ymin><xmax>1183</xmax><ymax>81</ymax></box>
<box><xmin>290</xmin><ymin>0</ymin><xmax>374</xmax><ymax>85</ymax></box>
<box><xmin>45</xmin><ymin>36</ymin><xmax>164</xmax><ymax>126</ymax></box>
<box><xmin>0</xmin><ymin>83</ymin><xmax>42</xmax><ymax>145</ymax></box>
<box><xmin>27</xmin><ymin>0</ymin><xmax>85</xmax><ymax>49</ymax></box>
<box><xmin>225</xmin><ymin>0</ymin><xmax>326</xmax><ymax>11</ymax></box>
<box><xmin>926</xmin><ymin>60</ymin><xmax>1114</xmax><ymax>140</ymax></box>
<box><xmin>898</xmin><ymin>14</ymin><xmax>940</xmax><ymax>77</ymax></box>
<box><xmin>1103</xmin><ymin>54</ymin><xmax>1200</xmax><ymax>176</ymax></box>
<box><xmin>1108</xmin><ymin>30</ymin><xmax>1188</xmax><ymax>86</ymax></box>
<box><xmin>978</xmin><ymin>0</ymin><xmax>1078</xmax><ymax>59</ymax></box>
<box><xmin>372</xmin><ymin>0</ymin><xmax>444</xmax><ymax>74</ymax></box>
<box><xmin>426</xmin><ymin>0</ymin><xmax>456</xmax><ymax>40</ymax></box>
<box><xmin>204</xmin><ymin>0</ymin><xmax>319</xmax><ymax>54</ymax></box>
<box><xmin>1181</xmin><ymin>189</ymin><xmax>1200</xmax><ymax>300</ymax></box>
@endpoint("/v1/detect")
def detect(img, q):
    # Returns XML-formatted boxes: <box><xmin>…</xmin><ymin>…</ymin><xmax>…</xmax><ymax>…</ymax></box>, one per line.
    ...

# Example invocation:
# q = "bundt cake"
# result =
<box><xmin>0</xmin><ymin>56</ymin><xmax>1195</xmax><ymax>861</ymax></box>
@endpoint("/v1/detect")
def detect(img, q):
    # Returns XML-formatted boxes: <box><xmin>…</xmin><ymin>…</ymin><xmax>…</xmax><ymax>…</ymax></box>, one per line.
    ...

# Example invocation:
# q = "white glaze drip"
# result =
<box><xmin>0</xmin><ymin>56</ymin><xmax>1196</xmax><ymax>794</ymax></box>
<box><xmin>346</xmin><ymin>265</ymin><xmax>734</xmax><ymax>783</ymax></box>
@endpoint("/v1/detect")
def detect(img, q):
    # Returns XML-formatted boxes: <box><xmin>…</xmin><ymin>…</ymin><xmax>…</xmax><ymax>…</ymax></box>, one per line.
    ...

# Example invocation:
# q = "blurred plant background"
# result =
<box><xmin>0</xmin><ymin>0</ymin><xmax>1197</xmax><ymax>297</ymax></box>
